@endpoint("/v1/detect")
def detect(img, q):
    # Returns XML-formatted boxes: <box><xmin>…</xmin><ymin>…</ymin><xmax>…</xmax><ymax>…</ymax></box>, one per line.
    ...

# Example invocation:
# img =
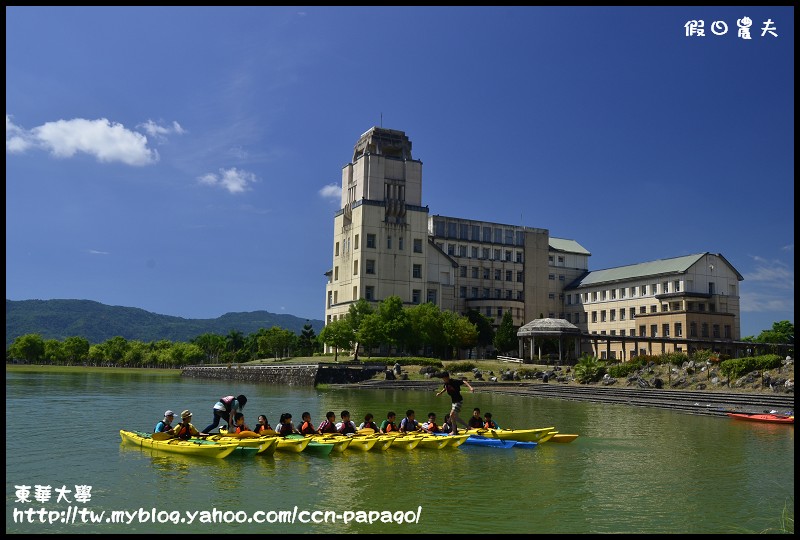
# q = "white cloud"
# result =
<box><xmin>743</xmin><ymin>257</ymin><xmax>793</xmax><ymax>290</ymax></box>
<box><xmin>6</xmin><ymin>115</ymin><xmax>34</xmax><ymax>152</ymax></box>
<box><xmin>7</xmin><ymin>116</ymin><xmax>159</xmax><ymax>165</ymax></box>
<box><xmin>782</xmin><ymin>244</ymin><xmax>794</xmax><ymax>252</ymax></box>
<box><xmin>319</xmin><ymin>183</ymin><xmax>340</xmax><ymax>199</ymax></box>
<box><xmin>137</xmin><ymin>119</ymin><xmax>186</xmax><ymax>139</ymax></box>
<box><xmin>197</xmin><ymin>167</ymin><xmax>257</xmax><ymax>194</ymax></box>
<box><xmin>88</xmin><ymin>249</ymin><xmax>110</xmax><ymax>255</ymax></box>
<box><xmin>740</xmin><ymin>290</ymin><xmax>793</xmax><ymax>313</ymax></box>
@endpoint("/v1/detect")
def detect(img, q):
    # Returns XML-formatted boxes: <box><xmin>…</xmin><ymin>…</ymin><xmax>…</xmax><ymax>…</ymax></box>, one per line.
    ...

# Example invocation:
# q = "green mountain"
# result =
<box><xmin>6</xmin><ymin>299</ymin><xmax>324</xmax><ymax>346</ymax></box>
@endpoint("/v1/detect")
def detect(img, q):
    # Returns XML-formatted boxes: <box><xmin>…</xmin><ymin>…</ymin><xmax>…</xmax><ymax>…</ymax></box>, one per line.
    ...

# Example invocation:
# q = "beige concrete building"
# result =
<box><xmin>324</xmin><ymin>127</ymin><xmax>743</xmax><ymax>359</ymax></box>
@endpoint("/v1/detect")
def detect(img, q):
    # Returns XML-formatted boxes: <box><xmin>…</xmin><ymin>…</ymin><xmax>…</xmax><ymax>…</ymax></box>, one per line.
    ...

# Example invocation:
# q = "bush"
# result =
<box><xmin>373</xmin><ymin>357</ymin><xmax>443</xmax><ymax>368</ymax></box>
<box><xmin>607</xmin><ymin>362</ymin><xmax>641</xmax><ymax>378</ymax></box>
<box><xmin>573</xmin><ymin>355</ymin><xmax>606</xmax><ymax>384</ymax></box>
<box><xmin>720</xmin><ymin>354</ymin><xmax>783</xmax><ymax>379</ymax></box>
<box><xmin>445</xmin><ymin>361</ymin><xmax>477</xmax><ymax>373</ymax></box>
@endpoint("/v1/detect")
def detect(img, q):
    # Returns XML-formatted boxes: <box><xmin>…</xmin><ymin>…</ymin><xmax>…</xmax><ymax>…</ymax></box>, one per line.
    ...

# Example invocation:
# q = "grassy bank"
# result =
<box><xmin>6</xmin><ymin>365</ymin><xmax>182</xmax><ymax>375</ymax></box>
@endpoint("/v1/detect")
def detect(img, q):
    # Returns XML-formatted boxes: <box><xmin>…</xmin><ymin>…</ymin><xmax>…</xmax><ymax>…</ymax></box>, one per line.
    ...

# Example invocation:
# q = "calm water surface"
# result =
<box><xmin>5</xmin><ymin>370</ymin><xmax>794</xmax><ymax>534</ymax></box>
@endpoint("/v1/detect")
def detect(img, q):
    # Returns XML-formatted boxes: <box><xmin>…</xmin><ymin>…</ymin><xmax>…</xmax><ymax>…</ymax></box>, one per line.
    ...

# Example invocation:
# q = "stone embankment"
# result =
<box><xmin>345</xmin><ymin>379</ymin><xmax>795</xmax><ymax>418</ymax></box>
<box><xmin>181</xmin><ymin>363</ymin><xmax>385</xmax><ymax>385</ymax></box>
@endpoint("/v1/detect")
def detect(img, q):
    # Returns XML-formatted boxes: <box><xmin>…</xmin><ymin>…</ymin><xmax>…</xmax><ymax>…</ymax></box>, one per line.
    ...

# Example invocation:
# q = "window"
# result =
<box><xmin>335</xmin><ymin>241</ymin><xmax>340</xmax><ymax>256</ymax></box>
<box><xmin>495</xmin><ymin>289</ymin><xmax>501</xmax><ymax>299</ymax></box>
<box><xmin>566</xmin><ymin>294</ymin><xmax>572</xmax><ymax>305</ymax></box>
<box><xmin>427</xmin><ymin>289</ymin><xmax>437</xmax><ymax>304</ymax></box>
<box><xmin>662</xmin><ymin>324</ymin><xmax>670</xmax><ymax>337</ymax></box>
<box><xmin>620</xmin><ymin>309</ymin><xmax>626</xmax><ymax>320</ymax></box>
<box><xmin>620</xmin><ymin>329</ymin><xmax>626</xmax><ymax>336</ymax></box>
<box><xmin>559</xmin><ymin>275</ymin><xmax>565</xmax><ymax>281</ymax></box>
<box><xmin>690</xmin><ymin>322</ymin><xmax>697</xmax><ymax>337</ymax></box>
<box><xmin>471</xmin><ymin>246</ymin><xmax>478</xmax><ymax>258</ymax></box>
<box><xmin>517</xmin><ymin>291</ymin><xmax>524</xmax><ymax>300</ymax></box>
<box><xmin>650</xmin><ymin>325</ymin><xmax>658</xmax><ymax>337</ymax></box>
<box><xmin>334</xmin><ymin>266</ymin><xmax>339</xmax><ymax>281</ymax></box>
<box><xmin>494</xmin><ymin>268</ymin><xmax>500</xmax><ymax>280</ymax></box>
<box><xmin>701</xmin><ymin>323</ymin><xmax>709</xmax><ymax>337</ymax></box>
<box><xmin>601</xmin><ymin>310</ymin><xmax>607</xmax><ymax>322</ymax></box>
<box><xmin>483</xmin><ymin>226</ymin><xmax>492</xmax><ymax>242</ymax></box>
<box><xmin>602</xmin><ymin>290</ymin><xmax>607</xmax><ymax>300</ymax></box>
<box><xmin>620</xmin><ymin>288</ymin><xmax>626</xmax><ymax>299</ymax></box>
<box><xmin>412</xmin><ymin>290</ymin><xmax>421</xmax><ymax>304</ymax></box>
<box><xmin>611</xmin><ymin>289</ymin><xmax>617</xmax><ymax>300</ymax></box>
<box><xmin>662</xmin><ymin>304</ymin><xmax>668</xmax><ymax>312</ymax></box>
<box><xmin>460</xmin><ymin>223</ymin><xmax>469</xmax><ymax>240</ymax></box>
<box><xmin>639</xmin><ymin>325</ymin><xmax>646</xmax><ymax>337</ymax></box>
<box><xmin>413</xmin><ymin>238</ymin><xmax>422</xmax><ymax>253</ymax></box>
<box><xmin>412</xmin><ymin>264</ymin><xmax>422</xmax><ymax>278</ymax></box>
<box><xmin>592</xmin><ymin>292</ymin><xmax>598</xmax><ymax>301</ymax></box>
<box><xmin>650</xmin><ymin>305</ymin><xmax>657</xmax><ymax>313</ymax></box>
<box><xmin>366</xmin><ymin>260</ymin><xmax>375</xmax><ymax>274</ymax></box>
<box><xmin>641</xmin><ymin>285</ymin><xmax>647</xmax><ymax>295</ymax></box>
<box><xmin>482</xmin><ymin>248</ymin><xmax>490</xmax><ymax>259</ymax></box>
<box><xmin>459</xmin><ymin>245</ymin><xmax>467</xmax><ymax>257</ymax></box>
<box><xmin>549</xmin><ymin>274</ymin><xmax>555</xmax><ymax>280</ymax></box>
<box><xmin>675</xmin><ymin>323</ymin><xmax>683</xmax><ymax>337</ymax></box>
<box><xmin>353</xmin><ymin>260</ymin><xmax>359</xmax><ymax>275</ymax></box>
<box><xmin>471</xmin><ymin>225</ymin><xmax>481</xmax><ymax>240</ymax></box>
<box><xmin>494</xmin><ymin>249</ymin><xmax>501</xmax><ymax>260</ymax></box>
<box><xmin>713</xmin><ymin>324</ymin><xmax>720</xmax><ymax>338</ymax></box>
<box><xmin>630</xmin><ymin>307</ymin><xmax>636</xmax><ymax>319</ymax></box>
<box><xmin>592</xmin><ymin>311</ymin><xmax>597</xmax><ymax>323</ymax></box>
<box><xmin>471</xmin><ymin>287</ymin><xmax>478</xmax><ymax>298</ymax></box>
<box><xmin>472</xmin><ymin>267</ymin><xmax>479</xmax><ymax>278</ymax></box>
<box><xmin>652</xmin><ymin>284</ymin><xmax>658</xmax><ymax>295</ymax></box>
<box><xmin>497</xmin><ymin>307</ymin><xmax>503</xmax><ymax>318</ymax></box>
<box><xmin>506</xmin><ymin>270</ymin><xmax>512</xmax><ymax>281</ymax></box>
<box><xmin>447</xmin><ymin>243</ymin><xmax>454</xmax><ymax>255</ymax></box>
<box><xmin>365</xmin><ymin>286</ymin><xmax>374</xmax><ymax>301</ymax></box>
<box><xmin>640</xmin><ymin>306</ymin><xmax>647</xmax><ymax>314</ymax></box>
<box><xmin>708</xmin><ymin>282</ymin><xmax>715</xmax><ymax>295</ymax></box>
<box><xmin>662</xmin><ymin>282</ymin><xmax>669</xmax><ymax>294</ymax></box>
<box><xmin>724</xmin><ymin>325</ymin><xmax>731</xmax><ymax>338</ymax></box>
<box><xmin>353</xmin><ymin>286</ymin><xmax>357</xmax><ymax>300</ymax></box>
<box><xmin>558</xmin><ymin>255</ymin><xmax>564</xmax><ymax>265</ymax></box>
<box><xmin>459</xmin><ymin>286</ymin><xmax>466</xmax><ymax>298</ymax></box>
<box><xmin>483</xmin><ymin>288</ymin><xmax>490</xmax><ymax>298</ymax></box>
<box><xmin>549</xmin><ymin>293</ymin><xmax>555</xmax><ymax>299</ymax></box>
<box><xmin>398</xmin><ymin>236</ymin><xmax>404</xmax><ymax>250</ymax></box>
<box><xmin>517</xmin><ymin>271</ymin><xmax>523</xmax><ymax>283</ymax></box>
<box><xmin>504</xmin><ymin>229</ymin><xmax>514</xmax><ymax>245</ymax></box>
<box><xmin>354</xmin><ymin>234</ymin><xmax>359</xmax><ymax>249</ymax></box>
<box><xmin>673</xmin><ymin>280</ymin><xmax>680</xmax><ymax>292</ymax></box>
<box><xmin>485</xmin><ymin>307</ymin><xmax>492</xmax><ymax>317</ymax></box>
<box><xmin>548</xmin><ymin>255</ymin><xmax>554</xmax><ymax>263</ymax></box>
<box><xmin>494</xmin><ymin>228</ymin><xmax>502</xmax><ymax>243</ymax></box>
<box><xmin>447</xmin><ymin>222</ymin><xmax>457</xmax><ymax>238</ymax></box>
<box><xmin>460</xmin><ymin>266</ymin><xmax>467</xmax><ymax>277</ymax></box>
<box><xmin>516</xmin><ymin>252</ymin><xmax>523</xmax><ymax>263</ymax></box>
<box><xmin>610</xmin><ymin>309</ymin><xmax>616</xmax><ymax>321</ymax></box>
<box><xmin>505</xmin><ymin>289</ymin><xmax>512</xmax><ymax>299</ymax></box>
<box><xmin>367</xmin><ymin>234</ymin><xmax>376</xmax><ymax>248</ymax></box>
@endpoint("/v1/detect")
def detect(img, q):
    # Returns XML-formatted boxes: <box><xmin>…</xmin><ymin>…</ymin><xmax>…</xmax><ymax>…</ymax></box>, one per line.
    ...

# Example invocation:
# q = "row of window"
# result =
<box><xmin>574</xmin><ymin>281</ymin><xmax>684</xmax><ymax>303</ymax></box>
<box><xmin>333</xmin><ymin>262</ymin><xmax>424</xmax><ymax>281</ymax></box>
<box><xmin>459</xmin><ymin>287</ymin><xmax>523</xmax><ymax>301</ymax></box>
<box><xmin>438</xmin><ymin>243</ymin><xmax>525</xmax><ymax>262</ymax></box>
<box><xmin>432</xmin><ymin>220</ymin><xmax>525</xmax><ymax>246</ymax></box>
<box><xmin>335</xmin><ymin>234</ymin><xmax>424</xmax><ymax>256</ymax></box>
<box><xmin>459</xmin><ymin>266</ymin><xmax>524</xmax><ymax>282</ymax></box>
<box><xmin>582</xmin><ymin>323</ymin><xmax>731</xmax><ymax>339</ymax></box>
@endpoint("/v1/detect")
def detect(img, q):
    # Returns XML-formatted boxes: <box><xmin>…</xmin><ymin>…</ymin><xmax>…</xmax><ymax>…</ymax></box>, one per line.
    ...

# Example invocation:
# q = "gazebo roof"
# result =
<box><xmin>517</xmin><ymin>318</ymin><xmax>581</xmax><ymax>337</ymax></box>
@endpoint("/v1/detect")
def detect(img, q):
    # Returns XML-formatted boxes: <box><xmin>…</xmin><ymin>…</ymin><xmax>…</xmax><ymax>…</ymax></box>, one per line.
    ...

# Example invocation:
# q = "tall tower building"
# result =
<box><xmin>324</xmin><ymin>127</ymin><xmax>431</xmax><ymax>324</ymax></box>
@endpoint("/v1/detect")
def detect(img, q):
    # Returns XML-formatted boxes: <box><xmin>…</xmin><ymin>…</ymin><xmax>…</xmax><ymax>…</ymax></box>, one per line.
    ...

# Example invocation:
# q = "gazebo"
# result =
<box><xmin>517</xmin><ymin>318</ymin><xmax>581</xmax><ymax>364</ymax></box>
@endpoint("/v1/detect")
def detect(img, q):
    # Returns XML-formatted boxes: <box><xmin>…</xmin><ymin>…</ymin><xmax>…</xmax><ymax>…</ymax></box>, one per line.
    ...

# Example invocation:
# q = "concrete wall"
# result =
<box><xmin>181</xmin><ymin>363</ymin><xmax>385</xmax><ymax>386</ymax></box>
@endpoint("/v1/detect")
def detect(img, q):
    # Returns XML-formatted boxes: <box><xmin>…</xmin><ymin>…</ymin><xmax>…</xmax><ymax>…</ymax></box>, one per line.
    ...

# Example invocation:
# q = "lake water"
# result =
<box><xmin>5</xmin><ymin>369</ymin><xmax>794</xmax><ymax>534</ymax></box>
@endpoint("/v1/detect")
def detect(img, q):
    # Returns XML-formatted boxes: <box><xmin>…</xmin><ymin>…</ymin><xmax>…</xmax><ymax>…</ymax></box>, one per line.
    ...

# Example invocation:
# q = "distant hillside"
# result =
<box><xmin>6</xmin><ymin>299</ymin><xmax>324</xmax><ymax>346</ymax></box>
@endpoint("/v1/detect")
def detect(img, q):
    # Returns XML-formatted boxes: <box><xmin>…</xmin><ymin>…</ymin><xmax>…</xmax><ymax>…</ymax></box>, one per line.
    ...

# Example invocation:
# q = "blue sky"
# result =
<box><xmin>6</xmin><ymin>6</ymin><xmax>794</xmax><ymax>338</ymax></box>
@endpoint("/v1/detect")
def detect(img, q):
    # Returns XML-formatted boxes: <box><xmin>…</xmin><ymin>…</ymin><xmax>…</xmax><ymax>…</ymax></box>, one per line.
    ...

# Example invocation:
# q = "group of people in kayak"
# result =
<box><xmin>153</xmin><ymin>371</ymin><xmax>501</xmax><ymax>440</ymax></box>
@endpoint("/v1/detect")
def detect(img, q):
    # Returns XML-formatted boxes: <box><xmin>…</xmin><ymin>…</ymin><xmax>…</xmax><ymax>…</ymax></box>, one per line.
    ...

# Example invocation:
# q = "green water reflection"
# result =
<box><xmin>6</xmin><ymin>370</ymin><xmax>794</xmax><ymax>534</ymax></box>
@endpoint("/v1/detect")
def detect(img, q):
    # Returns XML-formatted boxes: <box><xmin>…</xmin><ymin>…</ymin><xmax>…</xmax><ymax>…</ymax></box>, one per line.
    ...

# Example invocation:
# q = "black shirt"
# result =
<box><xmin>444</xmin><ymin>378</ymin><xmax>465</xmax><ymax>403</ymax></box>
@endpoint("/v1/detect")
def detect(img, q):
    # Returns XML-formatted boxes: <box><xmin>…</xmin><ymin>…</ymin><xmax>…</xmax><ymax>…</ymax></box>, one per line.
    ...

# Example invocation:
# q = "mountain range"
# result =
<box><xmin>5</xmin><ymin>299</ymin><xmax>324</xmax><ymax>346</ymax></box>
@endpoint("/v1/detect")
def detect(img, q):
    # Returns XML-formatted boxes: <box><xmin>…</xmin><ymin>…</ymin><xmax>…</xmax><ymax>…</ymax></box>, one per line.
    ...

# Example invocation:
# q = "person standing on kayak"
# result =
<box><xmin>202</xmin><ymin>394</ymin><xmax>247</xmax><ymax>434</ymax></box>
<box><xmin>436</xmin><ymin>371</ymin><xmax>475</xmax><ymax>435</ymax></box>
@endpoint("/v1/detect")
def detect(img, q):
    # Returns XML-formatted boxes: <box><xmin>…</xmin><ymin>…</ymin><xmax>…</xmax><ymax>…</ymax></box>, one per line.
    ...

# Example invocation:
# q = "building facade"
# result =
<box><xmin>324</xmin><ymin>127</ymin><xmax>743</xmax><ymax>359</ymax></box>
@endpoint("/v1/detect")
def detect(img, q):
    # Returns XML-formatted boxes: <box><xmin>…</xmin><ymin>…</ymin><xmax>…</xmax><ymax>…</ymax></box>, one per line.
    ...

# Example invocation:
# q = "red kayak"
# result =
<box><xmin>727</xmin><ymin>413</ymin><xmax>794</xmax><ymax>424</ymax></box>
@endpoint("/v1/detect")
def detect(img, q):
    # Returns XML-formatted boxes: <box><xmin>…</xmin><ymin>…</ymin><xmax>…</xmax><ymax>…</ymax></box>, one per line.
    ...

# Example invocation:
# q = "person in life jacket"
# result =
<box><xmin>232</xmin><ymin>412</ymin><xmax>250</xmax><ymax>434</ymax></box>
<box><xmin>202</xmin><ymin>394</ymin><xmax>247</xmax><ymax>434</ymax></box>
<box><xmin>336</xmin><ymin>410</ymin><xmax>357</xmax><ymax>435</ymax></box>
<box><xmin>174</xmin><ymin>410</ymin><xmax>205</xmax><ymax>440</ymax></box>
<box><xmin>400</xmin><ymin>409</ymin><xmax>422</xmax><ymax>433</ymax></box>
<box><xmin>483</xmin><ymin>412</ymin><xmax>500</xmax><ymax>430</ymax></box>
<box><xmin>299</xmin><ymin>412</ymin><xmax>317</xmax><ymax>435</ymax></box>
<box><xmin>422</xmin><ymin>412</ymin><xmax>441</xmax><ymax>434</ymax></box>
<box><xmin>253</xmin><ymin>415</ymin><xmax>272</xmax><ymax>434</ymax></box>
<box><xmin>441</xmin><ymin>414</ymin><xmax>453</xmax><ymax>434</ymax></box>
<box><xmin>277</xmin><ymin>413</ymin><xmax>298</xmax><ymax>437</ymax></box>
<box><xmin>317</xmin><ymin>411</ymin><xmax>338</xmax><ymax>434</ymax></box>
<box><xmin>467</xmin><ymin>408</ymin><xmax>484</xmax><ymax>429</ymax></box>
<box><xmin>154</xmin><ymin>410</ymin><xmax>175</xmax><ymax>434</ymax></box>
<box><xmin>380</xmin><ymin>411</ymin><xmax>398</xmax><ymax>434</ymax></box>
<box><xmin>358</xmin><ymin>413</ymin><xmax>379</xmax><ymax>432</ymax></box>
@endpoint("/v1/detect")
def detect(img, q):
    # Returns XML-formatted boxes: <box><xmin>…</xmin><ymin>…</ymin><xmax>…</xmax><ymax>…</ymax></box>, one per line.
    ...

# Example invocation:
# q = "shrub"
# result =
<box><xmin>373</xmin><ymin>357</ymin><xmax>443</xmax><ymax>368</ymax></box>
<box><xmin>445</xmin><ymin>361</ymin><xmax>477</xmax><ymax>373</ymax></box>
<box><xmin>719</xmin><ymin>354</ymin><xmax>783</xmax><ymax>379</ymax></box>
<box><xmin>573</xmin><ymin>354</ymin><xmax>606</xmax><ymax>384</ymax></box>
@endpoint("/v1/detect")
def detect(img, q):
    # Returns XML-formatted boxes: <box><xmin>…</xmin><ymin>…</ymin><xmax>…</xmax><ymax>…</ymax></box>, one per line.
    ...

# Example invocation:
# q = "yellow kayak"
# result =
<box><xmin>385</xmin><ymin>436</ymin><xmax>420</xmax><ymax>451</ymax></box>
<box><xmin>344</xmin><ymin>437</ymin><xmax>377</xmax><ymax>452</ymax></box>
<box><xmin>464</xmin><ymin>427</ymin><xmax>556</xmax><ymax>443</ymax></box>
<box><xmin>549</xmin><ymin>433</ymin><xmax>579</xmax><ymax>443</ymax></box>
<box><xmin>119</xmin><ymin>430</ymin><xmax>238</xmax><ymax>459</ymax></box>
<box><xmin>207</xmin><ymin>433</ymin><xmax>279</xmax><ymax>455</ymax></box>
<box><xmin>308</xmin><ymin>435</ymin><xmax>352</xmax><ymax>453</ymax></box>
<box><xmin>275</xmin><ymin>437</ymin><xmax>311</xmax><ymax>453</ymax></box>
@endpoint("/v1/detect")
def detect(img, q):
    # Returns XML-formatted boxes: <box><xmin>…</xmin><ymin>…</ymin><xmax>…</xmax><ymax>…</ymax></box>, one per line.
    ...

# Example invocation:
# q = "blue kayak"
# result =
<box><xmin>461</xmin><ymin>436</ymin><xmax>515</xmax><ymax>449</ymax></box>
